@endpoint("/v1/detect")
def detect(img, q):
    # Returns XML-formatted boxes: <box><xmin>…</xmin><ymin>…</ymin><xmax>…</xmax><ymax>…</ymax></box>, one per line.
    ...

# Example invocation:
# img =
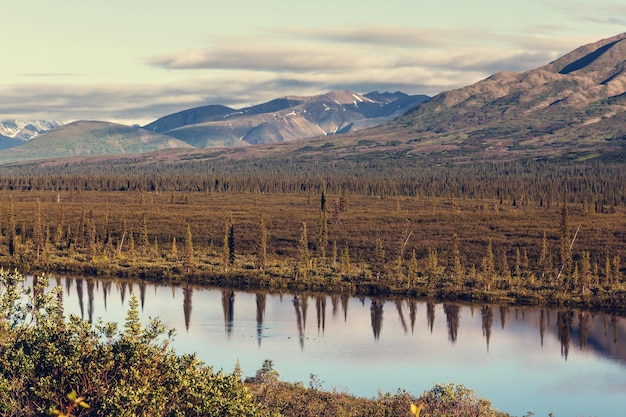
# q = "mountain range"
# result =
<box><xmin>1</xmin><ymin>32</ymin><xmax>625</xmax><ymax>166</ymax></box>
<box><xmin>0</xmin><ymin>91</ymin><xmax>426</xmax><ymax>164</ymax></box>
<box><xmin>144</xmin><ymin>91</ymin><xmax>428</xmax><ymax>147</ymax></box>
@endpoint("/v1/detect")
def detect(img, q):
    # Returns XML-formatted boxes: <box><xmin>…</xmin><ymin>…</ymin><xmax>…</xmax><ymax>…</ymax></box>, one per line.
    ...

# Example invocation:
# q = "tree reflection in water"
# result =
<box><xmin>395</xmin><ymin>300</ymin><xmax>408</xmax><ymax>334</ymax></box>
<box><xmin>427</xmin><ymin>301</ymin><xmax>435</xmax><ymax>334</ymax></box>
<box><xmin>443</xmin><ymin>303</ymin><xmax>460</xmax><ymax>343</ymax></box>
<box><xmin>183</xmin><ymin>286</ymin><xmax>193</xmax><ymax>331</ymax></box>
<box><xmin>293</xmin><ymin>294</ymin><xmax>305</xmax><ymax>349</ymax></box>
<box><xmin>139</xmin><ymin>281</ymin><xmax>147</xmax><ymax>310</ymax></box>
<box><xmin>256</xmin><ymin>292</ymin><xmax>266</xmax><ymax>346</ymax></box>
<box><xmin>316</xmin><ymin>295</ymin><xmax>326</xmax><ymax>334</ymax></box>
<box><xmin>76</xmin><ymin>278</ymin><xmax>84</xmax><ymax>320</ymax></box>
<box><xmin>409</xmin><ymin>300</ymin><xmax>417</xmax><ymax>334</ymax></box>
<box><xmin>481</xmin><ymin>305</ymin><xmax>493</xmax><ymax>351</ymax></box>
<box><xmin>370</xmin><ymin>299</ymin><xmax>384</xmax><ymax>340</ymax></box>
<box><xmin>558</xmin><ymin>310</ymin><xmax>573</xmax><ymax>360</ymax></box>
<box><xmin>221</xmin><ymin>289</ymin><xmax>235</xmax><ymax>337</ymax></box>
<box><xmin>47</xmin><ymin>276</ymin><xmax>626</xmax><ymax>367</ymax></box>
<box><xmin>87</xmin><ymin>279</ymin><xmax>95</xmax><ymax>323</ymax></box>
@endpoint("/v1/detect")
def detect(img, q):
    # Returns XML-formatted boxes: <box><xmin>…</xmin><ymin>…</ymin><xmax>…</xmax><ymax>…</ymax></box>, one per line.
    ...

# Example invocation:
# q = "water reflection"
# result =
<box><xmin>370</xmin><ymin>299</ymin><xmax>383</xmax><ymax>340</ymax></box>
<box><xmin>32</xmin><ymin>275</ymin><xmax>626</xmax><ymax>365</ymax></box>
<box><xmin>427</xmin><ymin>301</ymin><xmax>435</xmax><ymax>333</ymax></box>
<box><xmin>256</xmin><ymin>292</ymin><xmax>266</xmax><ymax>346</ymax></box>
<box><xmin>183</xmin><ymin>286</ymin><xmax>193</xmax><ymax>331</ymax></box>
<box><xmin>222</xmin><ymin>289</ymin><xmax>235</xmax><ymax>337</ymax></box>
<box><xmin>316</xmin><ymin>295</ymin><xmax>326</xmax><ymax>334</ymax></box>
<box><xmin>293</xmin><ymin>294</ymin><xmax>305</xmax><ymax>349</ymax></box>
<box><xmin>443</xmin><ymin>303</ymin><xmax>460</xmax><ymax>343</ymax></box>
<box><xmin>481</xmin><ymin>305</ymin><xmax>493</xmax><ymax>351</ymax></box>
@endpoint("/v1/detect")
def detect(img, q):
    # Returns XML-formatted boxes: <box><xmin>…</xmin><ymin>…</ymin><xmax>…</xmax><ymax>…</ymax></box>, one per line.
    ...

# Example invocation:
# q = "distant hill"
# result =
<box><xmin>144</xmin><ymin>91</ymin><xmax>429</xmax><ymax>148</ymax></box>
<box><xmin>0</xmin><ymin>121</ymin><xmax>193</xmax><ymax>164</ymax></box>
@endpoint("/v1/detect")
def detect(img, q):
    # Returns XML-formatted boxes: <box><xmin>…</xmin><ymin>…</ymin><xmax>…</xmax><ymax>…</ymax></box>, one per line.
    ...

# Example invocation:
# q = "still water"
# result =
<box><xmin>35</xmin><ymin>276</ymin><xmax>626</xmax><ymax>417</ymax></box>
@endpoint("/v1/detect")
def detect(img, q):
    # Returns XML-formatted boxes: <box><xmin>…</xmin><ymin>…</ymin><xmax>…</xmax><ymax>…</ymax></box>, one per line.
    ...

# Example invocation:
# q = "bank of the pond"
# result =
<box><xmin>9</xmin><ymin>253</ymin><xmax>626</xmax><ymax>316</ymax></box>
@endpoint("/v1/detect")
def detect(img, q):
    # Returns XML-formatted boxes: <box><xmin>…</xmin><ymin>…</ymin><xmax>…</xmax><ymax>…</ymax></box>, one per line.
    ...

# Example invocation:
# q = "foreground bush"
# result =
<box><xmin>0</xmin><ymin>270</ymin><xmax>257</xmax><ymax>416</ymax></box>
<box><xmin>249</xmin><ymin>362</ymin><xmax>510</xmax><ymax>417</ymax></box>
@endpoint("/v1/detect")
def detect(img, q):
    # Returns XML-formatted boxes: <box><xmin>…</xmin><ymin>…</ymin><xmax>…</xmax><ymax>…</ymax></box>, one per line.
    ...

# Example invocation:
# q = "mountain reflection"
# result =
<box><xmin>40</xmin><ymin>276</ymin><xmax>626</xmax><ymax>367</ymax></box>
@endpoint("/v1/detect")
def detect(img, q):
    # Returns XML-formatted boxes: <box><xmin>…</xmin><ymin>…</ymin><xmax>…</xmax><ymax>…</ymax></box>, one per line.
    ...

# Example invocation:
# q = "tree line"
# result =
<box><xmin>0</xmin><ymin>158</ymin><xmax>624</xmax><ymax>208</ymax></box>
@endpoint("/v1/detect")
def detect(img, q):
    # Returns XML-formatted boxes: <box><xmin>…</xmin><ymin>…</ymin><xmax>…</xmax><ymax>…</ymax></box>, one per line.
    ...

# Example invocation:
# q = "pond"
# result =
<box><xmin>35</xmin><ymin>275</ymin><xmax>626</xmax><ymax>417</ymax></box>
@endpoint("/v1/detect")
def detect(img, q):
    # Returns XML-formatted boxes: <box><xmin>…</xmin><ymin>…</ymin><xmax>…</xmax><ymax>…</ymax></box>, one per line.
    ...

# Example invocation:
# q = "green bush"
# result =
<box><xmin>0</xmin><ymin>270</ymin><xmax>257</xmax><ymax>416</ymax></box>
<box><xmin>420</xmin><ymin>383</ymin><xmax>509</xmax><ymax>417</ymax></box>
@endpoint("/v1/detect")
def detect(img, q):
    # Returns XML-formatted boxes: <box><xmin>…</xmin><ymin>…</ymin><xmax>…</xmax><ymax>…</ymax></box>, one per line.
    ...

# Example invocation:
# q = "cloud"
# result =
<box><xmin>148</xmin><ymin>25</ymin><xmax>577</xmax><ymax>81</ymax></box>
<box><xmin>3</xmin><ymin>24</ymin><xmax>612</xmax><ymax>125</ymax></box>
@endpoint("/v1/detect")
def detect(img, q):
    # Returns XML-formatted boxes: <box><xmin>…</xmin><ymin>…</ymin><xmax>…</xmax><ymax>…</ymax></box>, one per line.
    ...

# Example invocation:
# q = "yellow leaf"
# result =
<box><xmin>67</xmin><ymin>390</ymin><xmax>78</xmax><ymax>401</ymax></box>
<box><xmin>410</xmin><ymin>402</ymin><xmax>424</xmax><ymax>416</ymax></box>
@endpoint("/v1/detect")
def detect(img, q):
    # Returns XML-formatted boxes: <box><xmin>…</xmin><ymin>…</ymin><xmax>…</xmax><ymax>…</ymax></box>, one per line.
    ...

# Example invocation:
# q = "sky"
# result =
<box><xmin>1</xmin><ymin>0</ymin><xmax>625</xmax><ymax>126</ymax></box>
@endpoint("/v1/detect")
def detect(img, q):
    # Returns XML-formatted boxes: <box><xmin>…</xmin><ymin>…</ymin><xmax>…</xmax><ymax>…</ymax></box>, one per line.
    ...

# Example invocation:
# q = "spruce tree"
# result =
<box><xmin>184</xmin><ymin>224</ymin><xmax>194</xmax><ymax>273</ymax></box>
<box><xmin>257</xmin><ymin>216</ymin><xmax>267</xmax><ymax>270</ymax></box>
<box><xmin>140</xmin><ymin>212</ymin><xmax>150</xmax><ymax>249</ymax></box>
<box><xmin>222</xmin><ymin>213</ymin><xmax>233</xmax><ymax>272</ymax></box>
<box><xmin>482</xmin><ymin>239</ymin><xmax>495</xmax><ymax>291</ymax></box>
<box><xmin>559</xmin><ymin>198</ymin><xmax>573</xmax><ymax>282</ymax></box>
<box><xmin>297</xmin><ymin>222</ymin><xmax>310</xmax><ymax>279</ymax></box>
<box><xmin>451</xmin><ymin>234</ymin><xmax>463</xmax><ymax>288</ymax></box>
<box><xmin>316</xmin><ymin>210</ymin><xmax>329</xmax><ymax>263</ymax></box>
<box><xmin>171</xmin><ymin>237</ymin><xmax>178</xmax><ymax>259</ymax></box>
<box><xmin>580</xmin><ymin>251</ymin><xmax>591</xmax><ymax>294</ymax></box>
<box><xmin>372</xmin><ymin>239</ymin><xmax>385</xmax><ymax>280</ymax></box>
<box><xmin>33</xmin><ymin>199</ymin><xmax>44</xmax><ymax>261</ymax></box>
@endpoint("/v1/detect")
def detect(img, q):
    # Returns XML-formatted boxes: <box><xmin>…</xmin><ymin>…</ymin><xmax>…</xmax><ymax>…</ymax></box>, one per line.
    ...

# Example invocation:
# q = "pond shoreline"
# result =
<box><xmin>12</xmin><ymin>255</ymin><xmax>626</xmax><ymax>317</ymax></box>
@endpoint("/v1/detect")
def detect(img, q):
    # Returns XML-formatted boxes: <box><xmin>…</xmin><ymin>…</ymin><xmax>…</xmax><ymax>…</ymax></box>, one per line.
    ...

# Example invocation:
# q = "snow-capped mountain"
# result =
<box><xmin>143</xmin><ymin>90</ymin><xmax>429</xmax><ymax>147</ymax></box>
<box><xmin>0</xmin><ymin>120</ymin><xmax>63</xmax><ymax>141</ymax></box>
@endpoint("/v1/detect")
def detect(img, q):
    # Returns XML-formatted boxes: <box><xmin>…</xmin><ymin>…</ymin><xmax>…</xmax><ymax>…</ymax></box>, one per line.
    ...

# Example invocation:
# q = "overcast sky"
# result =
<box><xmin>2</xmin><ymin>0</ymin><xmax>624</xmax><ymax>125</ymax></box>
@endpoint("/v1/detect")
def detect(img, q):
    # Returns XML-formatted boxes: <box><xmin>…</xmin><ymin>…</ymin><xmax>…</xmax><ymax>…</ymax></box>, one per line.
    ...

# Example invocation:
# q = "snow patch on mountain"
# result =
<box><xmin>0</xmin><ymin>120</ymin><xmax>63</xmax><ymax>140</ymax></box>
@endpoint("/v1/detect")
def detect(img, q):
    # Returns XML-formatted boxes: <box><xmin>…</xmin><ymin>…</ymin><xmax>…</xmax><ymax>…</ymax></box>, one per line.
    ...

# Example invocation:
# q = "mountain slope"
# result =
<box><xmin>0</xmin><ymin>134</ymin><xmax>24</xmax><ymax>151</ymax></box>
<box><xmin>375</xmin><ymin>32</ymin><xmax>626</xmax><ymax>160</ymax></box>
<box><xmin>0</xmin><ymin>121</ymin><xmax>193</xmax><ymax>164</ymax></box>
<box><xmin>145</xmin><ymin>91</ymin><xmax>428</xmax><ymax>147</ymax></box>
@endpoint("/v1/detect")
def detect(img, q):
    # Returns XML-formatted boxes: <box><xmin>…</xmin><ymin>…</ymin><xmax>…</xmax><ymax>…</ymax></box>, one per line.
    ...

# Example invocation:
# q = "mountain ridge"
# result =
<box><xmin>144</xmin><ymin>90</ymin><xmax>428</xmax><ymax>147</ymax></box>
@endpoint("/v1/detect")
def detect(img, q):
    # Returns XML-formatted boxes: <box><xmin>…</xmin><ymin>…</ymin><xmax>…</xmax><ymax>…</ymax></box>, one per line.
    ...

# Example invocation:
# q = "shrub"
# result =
<box><xmin>0</xmin><ymin>270</ymin><xmax>257</xmax><ymax>416</ymax></box>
